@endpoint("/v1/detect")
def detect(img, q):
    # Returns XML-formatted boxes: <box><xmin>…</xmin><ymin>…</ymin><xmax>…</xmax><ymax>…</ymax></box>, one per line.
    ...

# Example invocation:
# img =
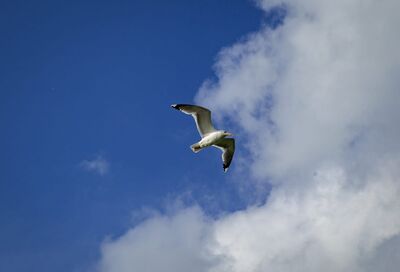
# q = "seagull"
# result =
<box><xmin>171</xmin><ymin>104</ymin><xmax>235</xmax><ymax>172</ymax></box>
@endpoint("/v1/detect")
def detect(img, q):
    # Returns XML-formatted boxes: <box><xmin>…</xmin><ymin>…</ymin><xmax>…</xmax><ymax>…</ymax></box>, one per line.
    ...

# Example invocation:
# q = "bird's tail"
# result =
<box><xmin>190</xmin><ymin>143</ymin><xmax>202</xmax><ymax>153</ymax></box>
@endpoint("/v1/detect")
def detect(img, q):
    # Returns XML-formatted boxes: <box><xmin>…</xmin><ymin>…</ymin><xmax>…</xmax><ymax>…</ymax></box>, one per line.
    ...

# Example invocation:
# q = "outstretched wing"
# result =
<box><xmin>171</xmin><ymin>104</ymin><xmax>217</xmax><ymax>137</ymax></box>
<box><xmin>213</xmin><ymin>138</ymin><xmax>235</xmax><ymax>172</ymax></box>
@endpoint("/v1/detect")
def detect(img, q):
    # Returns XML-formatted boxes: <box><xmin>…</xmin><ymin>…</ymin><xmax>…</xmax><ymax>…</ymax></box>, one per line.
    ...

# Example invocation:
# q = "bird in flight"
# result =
<box><xmin>171</xmin><ymin>104</ymin><xmax>235</xmax><ymax>172</ymax></box>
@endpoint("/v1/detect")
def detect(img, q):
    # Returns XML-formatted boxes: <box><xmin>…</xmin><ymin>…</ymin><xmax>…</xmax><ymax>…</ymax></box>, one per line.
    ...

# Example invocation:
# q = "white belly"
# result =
<box><xmin>199</xmin><ymin>132</ymin><xmax>224</xmax><ymax>147</ymax></box>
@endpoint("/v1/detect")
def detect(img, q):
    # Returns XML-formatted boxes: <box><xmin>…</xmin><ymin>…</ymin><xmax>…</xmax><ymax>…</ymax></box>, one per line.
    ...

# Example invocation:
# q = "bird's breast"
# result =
<box><xmin>199</xmin><ymin>132</ymin><xmax>224</xmax><ymax>147</ymax></box>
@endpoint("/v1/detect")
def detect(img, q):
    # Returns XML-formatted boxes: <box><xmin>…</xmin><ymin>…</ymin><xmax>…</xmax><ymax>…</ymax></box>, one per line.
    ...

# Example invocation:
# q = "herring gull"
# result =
<box><xmin>171</xmin><ymin>104</ymin><xmax>235</xmax><ymax>172</ymax></box>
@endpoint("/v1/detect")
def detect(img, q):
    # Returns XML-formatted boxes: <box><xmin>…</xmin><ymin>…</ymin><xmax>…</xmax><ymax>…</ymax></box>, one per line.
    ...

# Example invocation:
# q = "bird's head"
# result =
<box><xmin>223</xmin><ymin>130</ymin><xmax>233</xmax><ymax>137</ymax></box>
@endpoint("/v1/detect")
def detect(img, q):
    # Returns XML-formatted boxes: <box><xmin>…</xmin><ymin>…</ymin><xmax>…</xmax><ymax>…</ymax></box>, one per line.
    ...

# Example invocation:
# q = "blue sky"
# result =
<box><xmin>0</xmin><ymin>1</ymin><xmax>266</xmax><ymax>271</ymax></box>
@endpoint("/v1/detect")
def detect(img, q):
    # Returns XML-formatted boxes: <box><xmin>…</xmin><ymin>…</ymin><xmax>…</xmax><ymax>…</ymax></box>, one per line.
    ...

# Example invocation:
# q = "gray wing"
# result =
<box><xmin>213</xmin><ymin>138</ymin><xmax>235</xmax><ymax>172</ymax></box>
<box><xmin>171</xmin><ymin>104</ymin><xmax>217</xmax><ymax>137</ymax></box>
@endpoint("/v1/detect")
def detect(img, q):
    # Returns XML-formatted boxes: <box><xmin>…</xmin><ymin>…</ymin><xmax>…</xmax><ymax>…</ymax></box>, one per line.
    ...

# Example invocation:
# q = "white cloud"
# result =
<box><xmin>96</xmin><ymin>0</ymin><xmax>400</xmax><ymax>271</ymax></box>
<box><xmin>210</xmin><ymin>161</ymin><xmax>400</xmax><ymax>272</ymax></box>
<box><xmin>98</xmin><ymin>207</ymin><xmax>220</xmax><ymax>272</ymax></box>
<box><xmin>80</xmin><ymin>155</ymin><xmax>110</xmax><ymax>176</ymax></box>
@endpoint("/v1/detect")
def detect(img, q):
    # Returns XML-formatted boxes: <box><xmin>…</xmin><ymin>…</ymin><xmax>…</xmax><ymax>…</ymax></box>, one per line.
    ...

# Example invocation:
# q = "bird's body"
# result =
<box><xmin>191</xmin><ymin>130</ymin><xmax>229</xmax><ymax>152</ymax></box>
<box><xmin>171</xmin><ymin>104</ymin><xmax>235</xmax><ymax>172</ymax></box>
<box><xmin>199</xmin><ymin>131</ymin><xmax>227</xmax><ymax>148</ymax></box>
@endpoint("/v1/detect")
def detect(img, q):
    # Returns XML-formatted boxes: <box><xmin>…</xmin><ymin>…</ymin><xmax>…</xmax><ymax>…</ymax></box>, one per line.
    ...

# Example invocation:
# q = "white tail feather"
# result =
<box><xmin>190</xmin><ymin>143</ymin><xmax>202</xmax><ymax>153</ymax></box>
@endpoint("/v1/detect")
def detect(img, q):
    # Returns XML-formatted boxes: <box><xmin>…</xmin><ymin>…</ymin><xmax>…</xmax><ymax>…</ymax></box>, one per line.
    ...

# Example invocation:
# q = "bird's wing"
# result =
<box><xmin>171</xmin><ymin>104</ymin><xmax>217</xmax><ymax>137</ymax></box>
<box><xmin>213</xmin><ymin>138</ymin><xmax>235</xmax><ymax>172</ymax></box>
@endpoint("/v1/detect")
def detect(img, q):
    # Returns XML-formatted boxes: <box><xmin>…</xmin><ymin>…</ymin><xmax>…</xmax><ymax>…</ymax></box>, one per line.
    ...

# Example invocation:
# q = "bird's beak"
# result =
<box><xmin>225</xmin><ymin>132</ymin><xmax>233</xmax><ymax>136</ymax></box>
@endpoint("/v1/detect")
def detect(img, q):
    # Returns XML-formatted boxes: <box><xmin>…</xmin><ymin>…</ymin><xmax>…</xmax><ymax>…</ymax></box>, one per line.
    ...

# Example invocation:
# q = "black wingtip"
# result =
<box><xmin>171</xmin><ymin>104</ymin><xmax>186</xmax><ymax>111</ymax></box>
<box><xmin>223</xmin><ymin>164</ymin><xmax>228</xmax><ymax>173</ymax></box>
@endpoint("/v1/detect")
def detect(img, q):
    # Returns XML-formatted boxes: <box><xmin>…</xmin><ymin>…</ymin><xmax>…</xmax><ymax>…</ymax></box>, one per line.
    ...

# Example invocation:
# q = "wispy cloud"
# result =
<box><xmin>80</xmin><ymin>155</ymin><xmax>110</xmax><ymax>176</ymax></box>
<box><xmin>97</xmin><ymin>0</ymin><xmax>400</xmax><ymax>271</ymax></box>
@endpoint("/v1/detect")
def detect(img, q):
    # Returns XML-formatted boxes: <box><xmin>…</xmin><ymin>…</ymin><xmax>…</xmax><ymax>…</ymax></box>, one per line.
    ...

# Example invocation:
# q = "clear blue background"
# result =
<box><xmin>0</xmin><ymin>1</ymin><xmax>276</xmax><ymax>271</ymax></box>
